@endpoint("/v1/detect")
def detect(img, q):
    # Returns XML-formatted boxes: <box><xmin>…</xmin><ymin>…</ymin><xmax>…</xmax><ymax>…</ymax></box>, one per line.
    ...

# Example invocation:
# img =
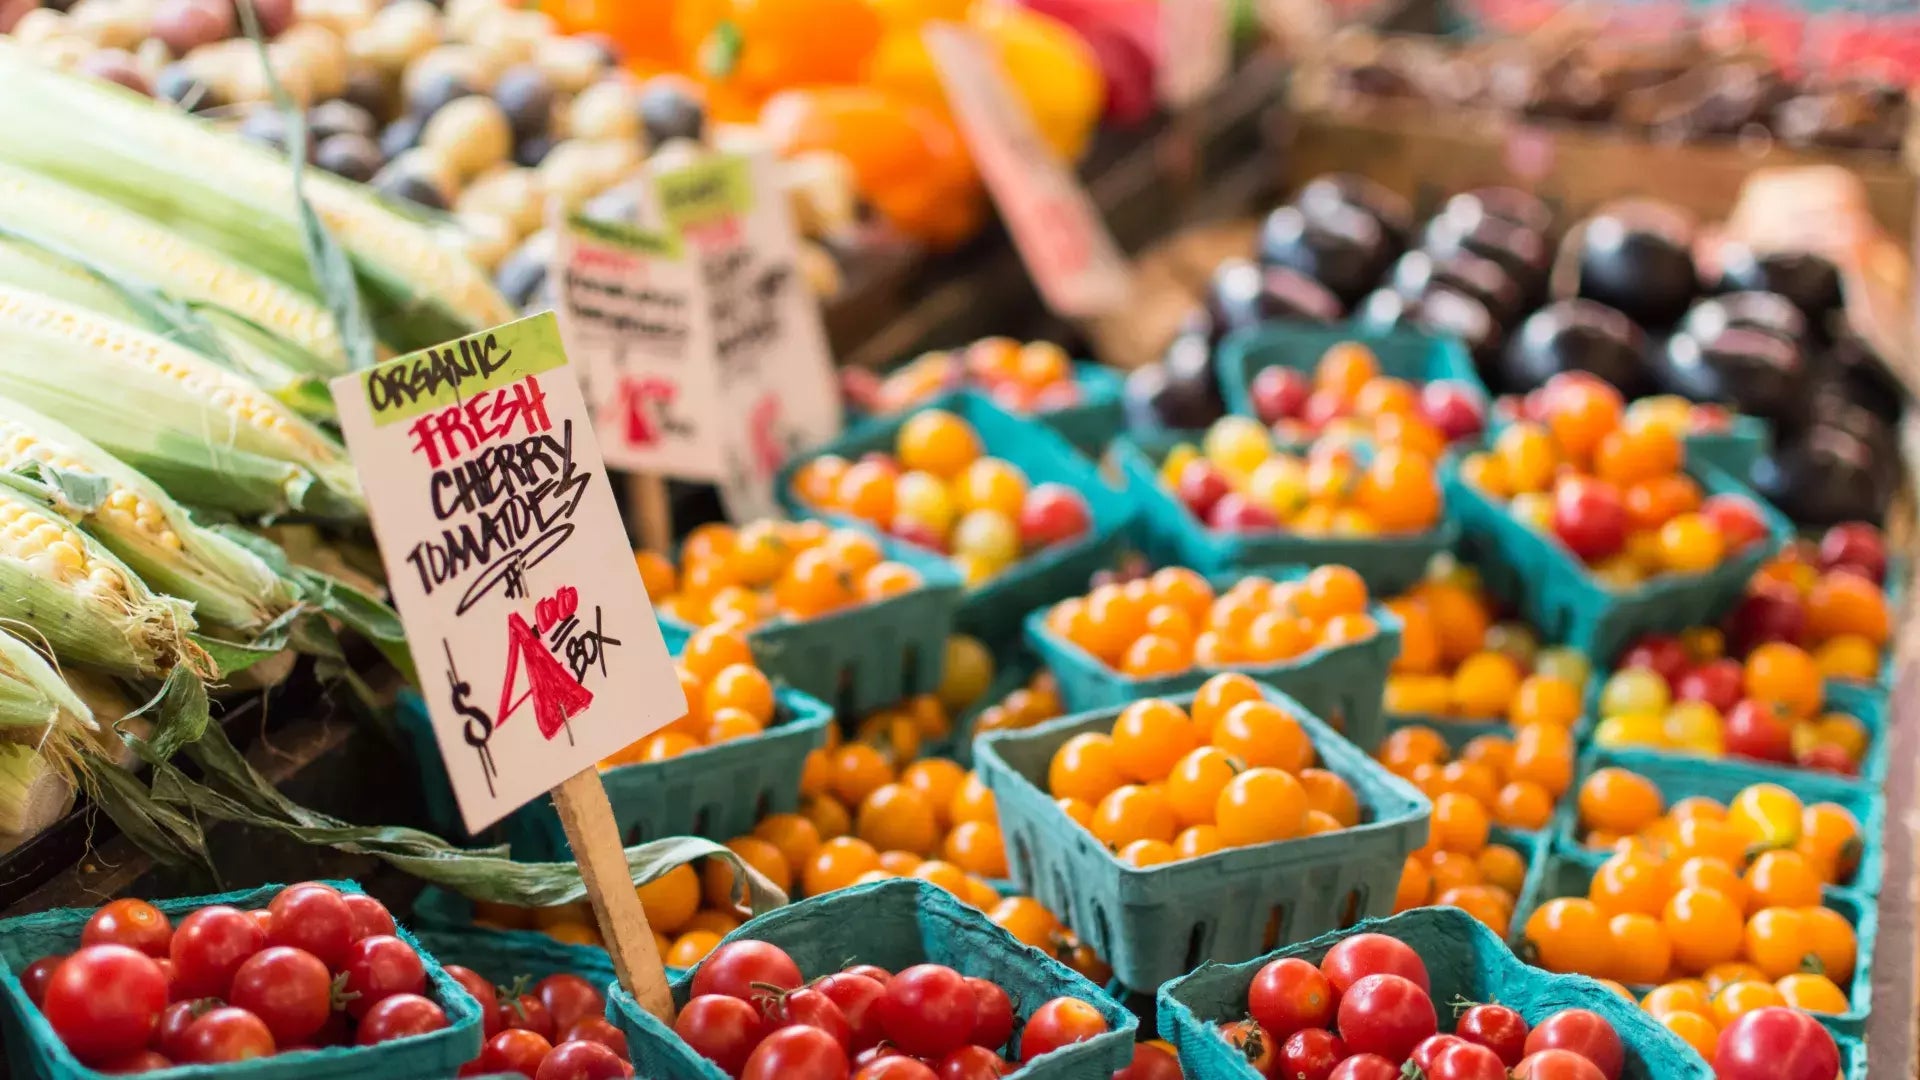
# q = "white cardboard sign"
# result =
<box><xmin>924</xmin><ymin>22</ymin><xmax>1133</xmax><ymax>320</ymax></box>
<box><xmin>330</xmin><ymin>312</ymin><xmax>686</xmax><ymax>833</ymax></box>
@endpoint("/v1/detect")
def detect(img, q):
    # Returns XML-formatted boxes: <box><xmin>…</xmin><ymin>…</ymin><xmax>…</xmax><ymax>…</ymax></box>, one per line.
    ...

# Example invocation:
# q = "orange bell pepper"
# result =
<box><xmin>539</xmin><ymin>0</ymin><xmax>680</xmax><ymax>67</ymax></box>
<box><xmin>970</xmin><ymin>4</ymin><xmax>1104</xmax><ymax>163</ymax></box>
<box><xmin>690</xmin><ymin>0</ymin><xmax>885</xmax><ymax>98</ymax></box>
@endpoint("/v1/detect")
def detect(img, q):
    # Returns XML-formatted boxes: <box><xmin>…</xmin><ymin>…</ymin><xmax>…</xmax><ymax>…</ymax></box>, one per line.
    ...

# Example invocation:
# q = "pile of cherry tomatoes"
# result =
<box><xmin>446</xmin><ymin>968</ymin><xmax>633</xmax><ymax>1079</ymax></box>
<box><xmin>671</xmin><ymin>939</ymin><xmax>1113</xmax><ymax>1079</ymax></box>
<box><xmin>791</xmin><ymin>410</ymin><xmax>1095</xmax><ymax>588</ymax></box>
<box><xmin>1382</xmin><ymin>571</ymin><xmax>1593</xmax><ymax>721</ymax></box>
<box><xmin>638</xmin><ymin>520</ymin><xmax>928</xmax><ymax>627</ymax></box>
<box><xmin>1242</xmin><ymin>344</ymin><xmax>1487</xmax><ymax>449</ymax></box>
<box><xmin>1214</xmin><ymin>932</ymin><xmax>1626</xmax><ymax>1079</ymax></box>
<box><xmin>1728</xmin><ymin>522</ymin><xmax>1893</xmax><ymax>683</ymax></box>
<box><xmin>599</xmin><ymin>624</ymin><xmax>783</xmax><ymax>768</ymax></box>
<box><xmin>845</xmin><ymin>338</ymin><xmax>1093</xmax><ymax>417</ymax></box>
<box><xmin>22</xmin><ymin>885</ymin><xmax>448</xmax><ymax>1073</ymax></box>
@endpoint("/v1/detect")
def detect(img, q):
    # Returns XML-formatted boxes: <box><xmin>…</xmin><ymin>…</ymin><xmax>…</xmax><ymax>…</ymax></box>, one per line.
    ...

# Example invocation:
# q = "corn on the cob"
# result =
<box><xmin>0</xmin><ymin>652</ymin><xmax>130</xmax><ymax>843</ymax></box>
<box><xmin>0</xmin><ymin>398</ymin><xmax>298</xmax><ymax>635</ymax></box>
<box><xmin>0</xmin><ymin>487</ymin><xmax>197</xmax><ymax>680</ymax></box>
<box><xmin>0</xmin><ymin>42</ymin><xmax>516</xmax><ymax>353</ymax></box>
<box><xmin>0</xmin><ymin>285</ymin><xmax>364</xmax><ymax>520</ymax></box>
<box><xmin>0</xmin><ymin>162</ymin><xmax>350</xmax><ymax>374</ymax></box>
<box><xmin>0</xmin><ymin>629</ymin><xmax>98</xmax><ymax>746</ymax></box>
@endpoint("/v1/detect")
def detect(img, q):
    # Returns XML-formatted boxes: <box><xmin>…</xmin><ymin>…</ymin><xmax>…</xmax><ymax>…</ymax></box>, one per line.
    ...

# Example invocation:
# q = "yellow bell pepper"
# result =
<box><xmin>969</xmin><ymin>4</ymin><xmax>1104</xmax><ymax>163</ymax></box>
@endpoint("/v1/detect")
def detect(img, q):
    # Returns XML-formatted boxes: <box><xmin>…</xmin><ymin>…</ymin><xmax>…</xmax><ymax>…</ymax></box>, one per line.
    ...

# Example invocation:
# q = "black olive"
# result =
<box><xmin>640</xmin><ymin>76</ymin><xmax>708</xmax><ymax>146</ymax></box>
<box><xmin>494</xmin><ymin>64</ymin><xmax>555</xmax><ymax>141</ymax></box>
<box><xmin>495</xmin><ymin>244</ymin><xmax>551</xmax><ymax>309</ymax></box>
<box><xmin>513</xmin><ymin>133</ymin><xmax>557</xmax><ymax>169</ymax></box>
<box><xmin>153</xmin><ymin>64</ymin><xmax>223</xmax><ymax>113</ymax></box>
<box><xmin>379</xmin><ymin>114</ymin><xmax>427</xmax><ymax>160</ymax></box>
<box><xmin>309</xmin><ymin>99</ymin><xmax>377</xmax><ymax>142</ymax></box>
<box><xmin>373</xmin><ymin>169</ymin><xmax>448</xmax><ymax>211</ymax></box>
<box><xmin>314</xmin><ymin>133</ymin><xmax>384</xmax><ymax>184</ymax></box>
<box><xmin>407</xmin><ymin>69</ymin><xmax>477</xmax><ymax>122</ymax></box>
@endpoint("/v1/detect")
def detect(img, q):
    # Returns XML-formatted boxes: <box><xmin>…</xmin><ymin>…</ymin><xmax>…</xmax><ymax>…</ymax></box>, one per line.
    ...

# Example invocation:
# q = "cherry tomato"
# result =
<box><xmin>878</xmin><ymin>964</ymin><xmax>976</xmax><ymax>1059</ymax></box>
<box><xmin>1512</xmin><ymin>1049</ymin><xmax>1606</xmax><ymax>1080</ymax></box>
<box><xmin>857</xmin><ymin>1057</ymin><xmax>940</xmax><ymax>1080</ymax></box>
<box><xmin>845</xmin><ymin>964</ymin><xmax>892</xmax><ymax>985</ymax></box>
<box><xmin>1714</xmin><ymin>1007</ymin><xmax>1841</xmax><ymax>1080</ymax></box>
<box><xmin>248</xmin><ymin>910</ymin><xmax>275</xmax><ymax>937</ymax></box>
<box><xmin>1017</xmin><ymin>484</ymin><xmax>1092</xmax><ymax>550</ymax></box>
<box><xmin>1249</xmin><ymin>956</ymin><xmax>1336</xmax><ymax>1039</ymax></box>
<box><xmin>445</xmin><ymin>965</ymin><xmax>502</xmax><ymax>1038</ymax></box>
<box><xmin>1218</xmin><ymin>1020</ymin><xmax>1274</xmax><ymax>1073</ymax></box>
<box><xmin>1336</xmin><ymin>974</ymin><xmax>1436</xmax><ymax>1064</ymax></box>
<box><xmin>82</xmin><ymin>900</ymin><xmax>172</xmax><ymax>959</ymax></box>
<box><xmin>1330</xmin><ymin>1055</ymin><xmax>1401</xmax><ymax>1080</ymax></box>
<box><xmin>1280</xmin><ymin>1028</ymin><xmax>1345</xmax><ymax>1080</ymax></box>
<box><xmin>1412</xmin><ymin>1034</ymin><xmax>1465</xmax><ymax>1071</ymax></box>
<box><xmin>936</xmin><ymin>1044</ymin><xmax>1012</xmax><ymax>1079</ymax></box>
<box><xmin>96</xmin><ymin>1049</ymin><xmax>172</xmax><ymax>1074</ymax></box>
<box><xmin>1552</xmin><ymin>476</ymin><xmax>1628</xmax><ymax>562</ymax></box>
<box><xmin>1112</xmin><ymin>1041</ymin><xmax>1182</xmax><ymax>1080</ymax></box>
<box><xmin>357</xmin><ymin>993</ymin><xmax>449</xmax><ymax>1045</ymax></box>
<box><xmin>169</xmin><ymin>906</ymin><xmax>265</xmax><ymax>1001</ymax></box>
<box><xmin>563</xmin><ymin>1017</ymin><xmax>630</xmax><ymax>1058</ymax></box>
<box><xmin>267</xmin><ymin>884</ymin><xmax>354</xmax><ymax>971</ymax></box>
<box><xmin>341</xmin><ymin>894</ymin><xmax>397</xmax><ymax>942</ymax></box>
<box><xmin>691</xmin><ymin>941</ymin><xmax>804</xmax><ymax>1003</ymax></box>
<box><xmin>228</xmin><ymin>946</ymin><xmax>331</xmax><ymax>1044</ymax></box>
<box><xmin>156</xmin><ymin>999</ymin><xmax>217</xmax><ymax>1060</ymax></box>
<box><xmin>477</xmin><ymin>1028</ymin><xmax>554</xmax><ymax>1075</ymax></box>
<box><xmin>533</xmin><ymin>1038</ymin><xmax>635</xmax><ymax>1080</ymax></box>
<box><xmin>536</xmin><ymin>973</ymin><xmax>606</xmax><ymax>1035</ymax></box>
<box><xmin>1457</xmin><ymin>1003</ymin><xmax>1529</xmax><ymax>1065</ymax></box>
<box><xmin>675</xmin><ymin>993</ymin><xmax>767</xmax><ymax>1075</ymax></box>
<box><xmin>1523</xmin><ymin>1009</ymin><xmax>1623</xmax><ymax>1080</ymax></box>
<box><xmin>41</xmin><ymin>945</ymin><xmax>169</xmax><ymax>1065</ymax></box>
<box><xmin>341</xmin><ymin>936</ymin><xmax>426</xmax><ymax>1020</ymax></box>
<box><xmin>741</xmin><ymin>1025</ymin><xmax>851</xmax><ymax>1080</ymax></box>
<box><xmin>20</xmin><ymin>954</ymin><xmax>63</xmax><ymax>1007</ymax></box>
<box><xmin>1320</xmin><ymin>933</ymin><xmax>1431</xmax><ymax>994</ymax></box>
<box><xmin>763</xmin><ymin>986</ymin><xmax>852</xmax><ymax>1051</ymax></box>
<box><xmin>179</xmin><ymin>1006</ymin><xmax>276</xmax><ymax>1063</ymax></box>
<box><xmin>965</xmin><ymin>977</ymin><xmax>1014</xmax><ymax>1051</ymax></box>
<box><xmin>1432</xmin><ymin>1040</ymin><xmax>1510</xmax><ymax>1080</ymax></box>
<box><xmin>816</xmin><ymin>972</ymin><xmax>887</xmax><ymax>1051</ymax></box>
<box><xmin>502</xmin><ymin>993</ymin><xmax>555</xmax><ymax>1041</ymax></box>
<box><xmin>1018</xmin><ymin>996</ymin><xmax>1110</xmax><ymax>1063</ymax></box>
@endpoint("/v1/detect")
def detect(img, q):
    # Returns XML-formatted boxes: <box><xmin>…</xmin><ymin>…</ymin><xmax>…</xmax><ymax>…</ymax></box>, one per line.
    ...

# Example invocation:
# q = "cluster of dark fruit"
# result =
<box><xmin>1122</xmin><ymin>172</ymin><xmax>1905</xmax><ymax>527</ymax></box>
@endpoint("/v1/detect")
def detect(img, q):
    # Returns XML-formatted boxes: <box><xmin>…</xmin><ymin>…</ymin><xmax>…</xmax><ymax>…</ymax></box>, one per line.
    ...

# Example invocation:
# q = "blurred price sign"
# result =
<box><xmin>1160</xmin><ymin>0</ymin><xmax>1231</xmax><ymax>108</ymax></box>
<box><xmin>925</xmin><ymin>22</ymin><xmax>1132</xmax><ymax>320</ymax></box>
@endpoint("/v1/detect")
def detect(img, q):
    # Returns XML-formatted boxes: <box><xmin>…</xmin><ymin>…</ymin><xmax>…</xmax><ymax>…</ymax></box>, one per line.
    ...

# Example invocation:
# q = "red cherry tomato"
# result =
<box><xmin>1249</xmin><ymin>957</ymin><xmax>1336</xmax><ymax>1039</ymax></box>
<box><xmin>1320</xmin><ymin>934</ymin><xmax>1431</xmax><ymax>994</ymax></box>
<box><xmin>1335</xmin><ymin>974</ymin><xmax>1436</xmax><ymax>1064</ymax></box>
<box><xmin>741</xmin><ymin>1025</ymin><xmax>851</xmax><ymax>1080</ymax></box>
<box><xmin>816</xmin><ymin>972</ymin><xmax>888</xmax><ymax>1051</ymax></box>
<box><xmin>155</xmin><ymin>999</ymin><xmax>216</xmax><ymax>1060</ymax></box>
<box><xmin>179</xmin><ymin>1006</ymin><xmax>276</xmax><ymax>1063</ymax></box>
<box><xmin>228</xmin><ymin>946</ymin><xmax>332</xmax><ymax>1045</ymax></box>
<box><xmin>1702</xmin><ymin>495</ymin><xmax>1767</xmax><ymax>553</ymax></box>
<box><xmin>1523</xmin><ymin>1009</ymin><xmax>1623</xmax><ymax>1080</ymax></box>
<box><xmin>248</xmin><ymin>910</ymin><xmax>275</xmax><ymax>938</ymax></box>
<box><xmin>1018</xmin><ymin>483</ymin><xmax>1092</xmax><ymax>550</ymax></box>
<box><xmin>1218</xmin><ymin>1020</ymin><xmax>1274</xmax><ymax>1073</ymax></box>
<box><xmin>965</xmin><ymin>977</ymin><xmax>1014</xmax><ymax>1051</ymax></box>
<box><xmin>1457</xmin><ymin>1003</ymin><xmax>1529</xmax><ymax>1065</ymax></box>
<box><xmin>1725</xmin><ymin>700</ymin><xmax>1796</xmax><ymax>764</ymax></box>
<box><xmin>691</xmin><ymin>941</ymin><xmax>804</xmax><ymax>1003</ymax></box>
<box><xmin>502</xmin><ymin>993</ymin><xmax>556</xmax><ymax>1041</ymax></box>
<box><xmin>536</xmin><ymin>973</ymin><xmax>607</xmax><ymax>1035</ymax></box>
<box><xmin>1512</xmin><ymin>1049</ymin><xmax>1606</xmax><ymax>1080</ymax></box>
<box><xmin>1431</xmin><ymin>1040</ymin><xmax>1511</xmax><ymax>1080</ymax></box>
<box><xmin>445</xmin><ymin>965</ymin><xmax>503</xmax><ymax>1038</ymax></box>
<box><xmin>341</xmin><ymin>894</ymin><xmax>397</xmax><ymax>942</ymax></box>
<box><xmin>1329</xmin><ymin>1054</ymin><xmax>1401</xmax><ymax>1080</ymax></box>
<box><xmin>1620</xmin><ymin>636</ymin><xmax>1690</xmax><ymax>684</ymax></box>
<box><xmin>477</xmin><ymin>1028</ymin><xmax>555</xmax><ymax>1075</ymax></box>
<box><xmin>845</xmin><ymin>964</ymin><xmax>892</xmax><ymax>985</ymax></box>
<box><xmin>340</xmin><ymin>935</ymin><xmax>427</xmax><ymax>1020</ymax></box>
<box><xmin>1552</xmin><ymin>476</ymin><xmax>1628</xmax><ymax>562</ymax></box>
<box><xmin>40</xmin><ymin>945</ymin><xmax>169</xmax><ymax>1066</ymax></box>
<box><xmin>20</xmin><ymin>954</ymin><xmax>63</xmax><ymax>1007</ymax></box>
<box><xmin>1112</xmin><ymin>1041</ymin><xmax>1183</xmax><ymax>1080</ymax></box>
<box><xmin>1674</xmin><ymin>659</ymin><xmax>1743</xmax><ymax>713</ymax></box>
<box><xmin>96</xmin><ymin>1049</ymin><xmax>172</xmax><ymax>1074</ymax></box>
<box><xmin>534</xmin><ymin>1038</ymin><xmax>635</xmax><ymax>1080</ymax></box>
<box><xmin>1018</xmin><ymin>996</ymin><xmax>1110</xmax><ymax>1063</ymax></box>
<box><xmin>675</xmin><ymin>993</ymin><xmax>768</xmax><ymax>1075</ymax></box>
<box><xmin>562</xmin><ymin>1017</ymin><xmax>630</xmax><ymax>1058</ymax></box>
<box><xmin>878</xmin><ymin>964</ymin><xmax>977</xmax><ymax>1060</ymax></box>
<box><xmin>763</xmin><ymin>986</ymin><xmax>852</xmax><ymax>1051</ymax></box>
<box><xmin>1412</xmin><ymin>1034</ymin><xmax>1465</xmax><ymax>1071</ymax></box>
<box><xmin>168</xmin><ymin>906</ymin><xmax>265</xmax><ymax>1001</ymax></box>
<box><xmin>82</xmin><ymin>900</ymin><xmax>172</xmax><ymax>959</ymax></box>
<box><xmin>856</xmin><ymin>1057</ymin><xmax>940</xmax><ymax>1080</ymax></box>
<box><xmin>1713</xmin><ymin>1007</ymin><xmax>1841</xmax><ymax>1080</ymax></box>
<box><xmin>266</xmin><ymin>884</ymin><xmax>355</xmax><ymax>971</ymax></box>
<box><xmin>936</xmin><ymin>1044</ymin><xmax>1013</xmax><ymax>1079</ymax></box>
<box><xmin>357</xmin><ymin>993</ymin><xmax>447</xmax><ymax>1045</ymax></box>
<box><xmin>1280</xmin><ymin>1028</ymin><xmax>1345</xmax><ymax>1080</ymax></box>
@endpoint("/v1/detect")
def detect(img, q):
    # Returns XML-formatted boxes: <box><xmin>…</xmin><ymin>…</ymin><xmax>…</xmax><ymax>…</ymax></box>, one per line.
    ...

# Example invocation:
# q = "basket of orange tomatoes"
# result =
<box><xmin>974</xmin><ymin>673</ymin><xmax>1430</xmax><ymax>990</ymax></box>
<box><xmin>843</xmin><ymin>338</ymin><xmax>1126</xmax><ymax>458</ymax></box>
<box><xmin>1447</xmin><ymin>371</ymin><xmax>1792</xmax><ymax>664</ymax></box>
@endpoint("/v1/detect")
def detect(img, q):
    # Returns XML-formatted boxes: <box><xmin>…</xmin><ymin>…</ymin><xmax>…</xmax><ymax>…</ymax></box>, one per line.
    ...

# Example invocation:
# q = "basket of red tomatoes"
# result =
<box><xmin>0</xmin><ymin>881</ymin><xmax>482</xmax><ymax>1079</ymax></box>
<box><xmin>411</xmin><ymin>925</ymin><xmax>629</xmax><ymax>1078</ymax></box>
<box><xmin>610</xmin><ymin>878</ymin><xmax>1137</xmax><ymax>1079</ymax></box>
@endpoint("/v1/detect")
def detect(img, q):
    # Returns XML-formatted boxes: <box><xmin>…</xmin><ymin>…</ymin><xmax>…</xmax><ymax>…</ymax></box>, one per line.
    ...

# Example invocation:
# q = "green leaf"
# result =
<box><xmin>127</xmin><ymin>667</ymin><xmax>211</xmax><ymax>766</ymax></box>
<box><xmin>701</xmin><ymin>21</ymin><xmax>744</xmax><ymax>81</ymax></box>
<box><xmin>79</xmin><ymin>748</ymin><xmax>216</xmax><ymax>876</ymax></box>
<box><xmin>38</xmin><ymin>463</ymin><xmax>112</xmax><ymax>513</ymax></box>
<box><xmin>291</xmin><ymin>567</ymin><xmax>415</xmax><ymax>685</ymax></box>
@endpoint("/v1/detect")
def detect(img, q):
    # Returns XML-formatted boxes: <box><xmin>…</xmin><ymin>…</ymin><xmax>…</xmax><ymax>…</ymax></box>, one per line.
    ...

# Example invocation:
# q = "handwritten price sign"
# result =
<box><xmin>332</xmin><ymin>312</ymin><xmax>685</xmax><ymax>833</ymax></box>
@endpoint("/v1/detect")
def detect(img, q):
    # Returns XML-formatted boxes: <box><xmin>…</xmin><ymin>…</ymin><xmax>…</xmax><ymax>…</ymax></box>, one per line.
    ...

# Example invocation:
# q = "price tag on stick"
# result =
<box><xmin>330</xmin><ymin>312</ymin><xmax>685</xmax><ymax>1019</ymax></box>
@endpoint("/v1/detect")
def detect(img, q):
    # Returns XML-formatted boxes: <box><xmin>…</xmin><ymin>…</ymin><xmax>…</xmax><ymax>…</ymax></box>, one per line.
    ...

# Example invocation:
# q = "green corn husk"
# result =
<box><xmin>0</xmin><ymin>284</ymin><xmax>364</xmax><ymax>520</ymax></box>
<box><xmin>0</xmin><ymin>658</ymin><xmax>129</xmax><ymax>840</ymax></box>
<box><xmin>0</xmin><ymin>41</ymin><xmax>516</xmax><ymax>353</ymax></box>
<box><xmin>0</xmin><ymin>399</ymin><xmax>299</xmax><ymax>636</ymax></box>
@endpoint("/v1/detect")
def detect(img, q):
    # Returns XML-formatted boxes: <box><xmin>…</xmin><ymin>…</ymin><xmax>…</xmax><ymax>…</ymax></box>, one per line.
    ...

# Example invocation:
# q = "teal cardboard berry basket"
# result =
<box><xmin>608</xmin><ymin>879</ymin><xmax>1137</xmax><ymax>1079</ymax></box>
<box><xmin>1444</xmin><ymin>457</ymin><xmax>1793</xmax><ymax>666</ymax></box>
<box><xmin>657</xmin><ymin>533</ymin><xmax>963</xmax><ymax>720</ymax></box>
<box><xmin>1551</xmin><ymin>747</ymin><xmax>1886</xmax><ymax>898</ymax></box>
<box><xmin>412</xmin><ymin>923</ymin><xmax>620</xmax><ymax>1009</ymax></box>
<box><xmin>974</xmin><ymin>684</ymin><xmax>1431</xmax><ymax>991</ymax></box>
<box><xmin>1683</xmin><ymin>414</ymin><xmax>1771</xmax><ymax>482</ymax></box>
<box><xmin>1215</xmin><ymin>323</ymin><xmax>1487</xmax><ymax>421</ymax></box>
<box><xmin>849</xmin><ymin>361</ymin><xmax>1125</xmax><ymax>459</ymax></box>
<box><xmin>1025</xmin><ymin>569</ymin><xmax>1402</xmax><ymax>751</ymax></box>
<box><xmin>1509</xmin><ymin>847</ymin><xmax>1877</xmax><ymax>1037</ymax></box>
<box><xmin>1110</xmin><ymin>436</ymin><xmax>1458</xmax><ymax>594</ymax></box>
<box><xmin>1157</xmin><ymin>906</ymin><xmax>1710</xmax><ymax>1080</ymax></box>
<box><xmin>776</xmin><ymin>390</ymin><xmax>1136</xmax><ymax>645</ymax></box>
<box><xmin>0</xmin><ymin>881</ymin><xmax>483</xmax><ymax>1080</ymax></box>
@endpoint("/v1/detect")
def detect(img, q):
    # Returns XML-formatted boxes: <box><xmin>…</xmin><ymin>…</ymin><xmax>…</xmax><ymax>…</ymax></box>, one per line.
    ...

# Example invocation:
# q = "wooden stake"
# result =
<box><xmin>625</xmin><ymin>473</ymin><xmax>673</xmax><ymax>554</ymax></box>
<box><xmin>550</xmin><ymin>767</ymin><xmax>675</xmax><ymax>1021</ymax></box>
